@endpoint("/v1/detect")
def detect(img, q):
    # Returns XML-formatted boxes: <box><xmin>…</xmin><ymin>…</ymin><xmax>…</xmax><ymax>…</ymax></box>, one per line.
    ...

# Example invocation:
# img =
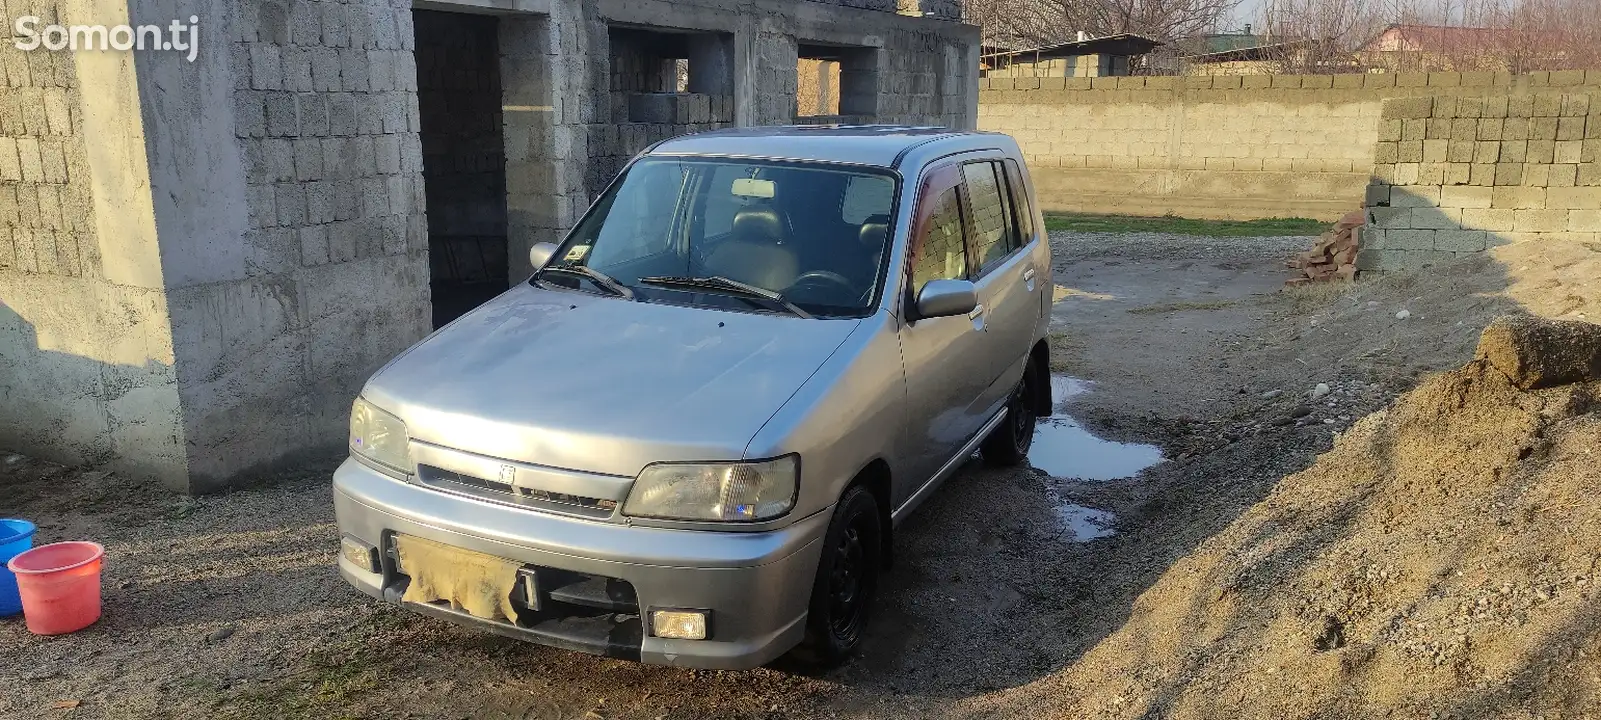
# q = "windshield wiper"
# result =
<box><xmin>637</xmin><ymin>275</ymin><xmax>812</xmax><ymax>319</ymax></box>
<box><xmin>539</xmin><ymin>264</ymin><xmax>634</xmax><ymax>299</ymax></box>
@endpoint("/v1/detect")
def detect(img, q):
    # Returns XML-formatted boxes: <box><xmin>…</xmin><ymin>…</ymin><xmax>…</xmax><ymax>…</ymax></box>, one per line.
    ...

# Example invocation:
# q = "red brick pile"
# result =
<box><xmin>1286</xmin><ymin>209</ymin><xmax>1365</xmax><ymax>285</ymax></box>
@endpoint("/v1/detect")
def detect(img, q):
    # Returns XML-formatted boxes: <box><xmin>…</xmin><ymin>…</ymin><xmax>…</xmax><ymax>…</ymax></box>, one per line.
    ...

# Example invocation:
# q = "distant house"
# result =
<box><xmin>982</xmin><ymin>33</ymin><xmax>1165</xmax><ymax>78</ymax></box>
<box><xmin>1181</xmin><ymin>39</ymin><xmax>1341</xmax><ymax>75</ymax></box>
<box><xmin>1192</xmin><ymin>28</ymin><xmax>1268</xmax><ymax>55</ymax></box>
<box><xmin>1356</xmin><ymin>23</ymin><xmax>1561</xmax><ymax>72</ymax></box>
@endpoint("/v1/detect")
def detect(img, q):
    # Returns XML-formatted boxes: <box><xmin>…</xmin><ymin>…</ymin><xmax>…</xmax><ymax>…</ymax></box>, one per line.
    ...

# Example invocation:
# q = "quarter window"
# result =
<box><xmin>1003</xmin><ymin>159</ymin><xmax>1034</xmax><ymax>244</ymax></box>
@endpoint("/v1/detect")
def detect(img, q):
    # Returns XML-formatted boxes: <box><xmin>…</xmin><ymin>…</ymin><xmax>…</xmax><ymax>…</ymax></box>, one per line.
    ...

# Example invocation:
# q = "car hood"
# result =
<box><xmin>363</xmin><ymin>283</ymin><xmax>862</xmax><ymax>478</ymax></box>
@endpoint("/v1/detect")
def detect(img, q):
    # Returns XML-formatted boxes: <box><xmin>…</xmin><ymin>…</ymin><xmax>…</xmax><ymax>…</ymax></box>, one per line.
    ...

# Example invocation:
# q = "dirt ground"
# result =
<box><xmin>2</xmin><ymin>232</ymin><xmax>1599</xmax><ymax>719</ymax></box>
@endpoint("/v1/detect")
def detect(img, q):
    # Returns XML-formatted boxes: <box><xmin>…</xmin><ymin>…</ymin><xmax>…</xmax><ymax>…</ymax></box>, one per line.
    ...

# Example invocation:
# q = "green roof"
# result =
<box><xmin>1200</xmin><ymin>34</ymin><xmax>1265</xmax><ymax>53</ymax></box>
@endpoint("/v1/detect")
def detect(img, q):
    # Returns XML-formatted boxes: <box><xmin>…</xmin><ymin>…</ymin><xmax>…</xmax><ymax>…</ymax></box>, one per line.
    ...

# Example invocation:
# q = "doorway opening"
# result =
<box><xmin>415</xmin><ymin>9</ymin><xmax>509</xmax><ymax>328</ymax></box>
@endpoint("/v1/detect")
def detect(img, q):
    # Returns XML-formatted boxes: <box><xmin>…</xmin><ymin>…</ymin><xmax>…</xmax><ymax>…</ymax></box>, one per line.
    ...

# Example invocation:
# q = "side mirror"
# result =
<box><xmin>915</xmin><ymin>279</ymin><xmax>978</xmax><ymax>320</ymax></box>
<box><xmin>528</xmin><ymin>242</ymin><xmax>559</xmax><ymax>271</ymax></box>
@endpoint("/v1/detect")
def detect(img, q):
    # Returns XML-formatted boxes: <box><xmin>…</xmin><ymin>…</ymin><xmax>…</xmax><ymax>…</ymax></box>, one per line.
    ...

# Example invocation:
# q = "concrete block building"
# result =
<box><xmin>0</xmin><ymin>0</ymin><xmax>979</xmax><ymax>492</ymax></box>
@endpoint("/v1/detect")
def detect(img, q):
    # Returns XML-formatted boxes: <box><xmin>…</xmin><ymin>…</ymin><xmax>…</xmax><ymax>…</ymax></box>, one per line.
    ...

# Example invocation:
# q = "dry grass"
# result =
<box><xmin>1047</xmin><ymin>331</ymin><xmax>1087</xmax><ymax>374</ymax></box>
<box><xmin>1280</xmin><ymin>280</ymin><xmax>1360</xmax><ymax>315</ymax></box>
<box><xmin>1126</xmin><ymin>300</ymin><xmax>1237</xmax><ymax>315</ymax></box>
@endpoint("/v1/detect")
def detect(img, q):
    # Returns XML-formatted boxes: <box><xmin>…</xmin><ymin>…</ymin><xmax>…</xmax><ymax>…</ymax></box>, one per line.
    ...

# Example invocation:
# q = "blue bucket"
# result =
<box><xmin>0</xmin><ymin>519</ymin><xmax>37</xmax><ymax>616</ymax></box>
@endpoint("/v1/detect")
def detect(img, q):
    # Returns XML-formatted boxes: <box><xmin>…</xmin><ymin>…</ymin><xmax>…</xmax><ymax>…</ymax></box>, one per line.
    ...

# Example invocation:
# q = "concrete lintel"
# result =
<box><xmin>794</xmin><ymin>31</ymin><xmax>887</xmax><ymax>49</ymax></box>
<box><xmin>413</xmin><ymin>0</ymin><xmax>552</xmax><ymax>16</ymax></box>
<box><xmin>597</xmin><ymin>0</ymin><xmax>743</xmax><ymax>34</ymax></box>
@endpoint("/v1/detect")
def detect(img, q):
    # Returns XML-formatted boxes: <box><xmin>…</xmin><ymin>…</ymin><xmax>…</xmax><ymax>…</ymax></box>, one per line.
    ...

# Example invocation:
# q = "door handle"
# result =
<box><xmin>1022</xmin><ymin>267</ymin><xmax>1036</xmax><ymax>283</ymax></box>
<box><xmin>968</xmin><ymin>304</ymin><xmax>985</xmax><ymax>319</ymax></box>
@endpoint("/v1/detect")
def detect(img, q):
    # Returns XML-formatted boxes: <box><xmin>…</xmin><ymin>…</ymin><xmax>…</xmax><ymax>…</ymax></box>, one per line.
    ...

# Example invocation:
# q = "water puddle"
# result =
<box><xmin>1055</xmin><ymin>502</ymin><xmax>1117</xmax><ymax>542</ymax></box>
<box><xmin>1030</xmin><ymin>375</ymin><xmax>1164</xmax><ymax>481</ymax></box>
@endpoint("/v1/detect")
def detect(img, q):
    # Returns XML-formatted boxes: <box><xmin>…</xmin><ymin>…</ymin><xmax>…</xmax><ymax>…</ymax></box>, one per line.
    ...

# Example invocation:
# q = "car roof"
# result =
<box><xmin>645</xmin><ymin>125</ymin><xmax>1003</xmax><ymax>169</ymax></box>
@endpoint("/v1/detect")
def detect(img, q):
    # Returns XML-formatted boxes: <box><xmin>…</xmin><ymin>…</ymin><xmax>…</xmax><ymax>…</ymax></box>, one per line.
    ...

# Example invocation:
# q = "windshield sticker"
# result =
<box><xmin>564</xmin><ymin>245</ymin><xmax>591</xmax><ymax>262</ymax></box>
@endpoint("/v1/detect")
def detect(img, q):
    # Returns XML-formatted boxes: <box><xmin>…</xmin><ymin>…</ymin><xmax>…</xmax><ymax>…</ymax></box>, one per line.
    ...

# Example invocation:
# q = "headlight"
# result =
<box><xmin>622</xmin><ymin>456</ymin><xmax>798</xmax><ymax>522</ymax></box>
<box><xmin>349</xmin><ymin>397</ymin><xmax>410</xmax><ymax>473</ymax></box>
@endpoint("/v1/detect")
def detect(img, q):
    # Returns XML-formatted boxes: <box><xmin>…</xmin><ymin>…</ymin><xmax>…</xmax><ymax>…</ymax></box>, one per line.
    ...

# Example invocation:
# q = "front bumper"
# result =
<box><xmin>332</xmin><ymin>458</ymin><xmax>828</xmax><ymax>670</ymax></box>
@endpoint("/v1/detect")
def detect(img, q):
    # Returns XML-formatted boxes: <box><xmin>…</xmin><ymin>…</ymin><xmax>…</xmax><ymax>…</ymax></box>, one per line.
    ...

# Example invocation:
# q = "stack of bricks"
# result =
<box><xmin>0</xmin><ymin>1</ymin><xmax>97</xmax><ymax>277</ymax></box>
<box><xmin>1287</xmin><ymin>210</ymin><xmax>1365</xmax><ymax>284</ymax></box>
<box><xmin>1362</xmin><ymin>86</ymin><xmax>1601</xmax><ymax>271</ymax></box>
<box><xmin>232</xmin><ymin>0</ymin><xmax>429</xmax><ymax>270</ymax></box>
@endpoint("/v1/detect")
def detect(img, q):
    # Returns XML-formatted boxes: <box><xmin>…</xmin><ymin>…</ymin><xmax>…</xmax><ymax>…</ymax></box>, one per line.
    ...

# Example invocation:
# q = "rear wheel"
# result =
<box><xmin>793</xmin><ymin>485</ymin><xmax>882</xmax><ymax>668</ymax></box>
<box><xmin>981</xmin><ymin>361</ymin><xmax>1038</xmax><ymax>466</ymax></box>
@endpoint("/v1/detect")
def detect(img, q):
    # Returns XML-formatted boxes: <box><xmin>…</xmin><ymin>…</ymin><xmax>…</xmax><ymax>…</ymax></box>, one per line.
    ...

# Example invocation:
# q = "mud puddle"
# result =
<box><xmin>1054</xmin><ymin>502</ymin><xmax>1118</xmax><ymax>541</ymax></box>
<box><xmin>1031</xmin><ymin>376</ymin><xmax>1164</xmax><ymax>481</ymax></box>
<box><xmin>1034</xmin><ymin>375</ymin><xmax>1165</xmax><ymax>542</ymax></box>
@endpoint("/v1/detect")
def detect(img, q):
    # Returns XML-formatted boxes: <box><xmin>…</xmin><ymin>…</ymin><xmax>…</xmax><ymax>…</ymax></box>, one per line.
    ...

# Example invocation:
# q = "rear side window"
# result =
<box><xmin>961</xmin><ymin>161</ymin><xmax>1016</xmax><ymax>272</ymax></box>
<box><xmin>1003</xmin><ymin>159</ymin><xmax>1035</xmax><ymax>243</ymax></box>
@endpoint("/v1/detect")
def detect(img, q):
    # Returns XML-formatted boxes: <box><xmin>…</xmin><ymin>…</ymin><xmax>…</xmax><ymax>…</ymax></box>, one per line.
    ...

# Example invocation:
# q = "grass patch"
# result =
<box><xmin>1044</xmin><ymin>212</ymin><xmax>1327</xmax><ymax>237</ymax></box>
<box><xmin>217</xmin><ymin>646</ymin><xmax>385</xmax><ymax>720</ymax></box>
<box><xmin>1127</xmin><ymin>300</ymin><xmax>1237</xmax><ymax>315</ymax></box>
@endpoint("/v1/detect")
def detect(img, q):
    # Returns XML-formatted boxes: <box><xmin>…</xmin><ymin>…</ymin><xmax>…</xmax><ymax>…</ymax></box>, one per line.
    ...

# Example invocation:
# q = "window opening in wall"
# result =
<box><xmin>796</xmin><ymin>44</ymin><xmax>878</xmax><ymax>124</ymax></box>
<box><xmin>798</xmin><ymin>58</ymin><xmax>841</xmax><ymax>117</ymax></box>
<box><xmin>604</xmin><ymin>25</ymin><xmax>734</xmax><ymax>180</ymax></box>
<box><xmin>611</xmin><ymin>27</ymin><xmax>732</xmax><ymax>124</ymax></box>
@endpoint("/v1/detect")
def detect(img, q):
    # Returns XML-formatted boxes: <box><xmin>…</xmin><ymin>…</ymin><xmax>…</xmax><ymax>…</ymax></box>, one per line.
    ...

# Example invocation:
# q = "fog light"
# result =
<box><xmin>651</xmin><ymin>609</ymin><xmax>708</xmax><ymax>640</ymax></box>
<box><xmin>340</xmin><ymin>536</ymin><xmax>379</xmax><ymax>573</ymax></box>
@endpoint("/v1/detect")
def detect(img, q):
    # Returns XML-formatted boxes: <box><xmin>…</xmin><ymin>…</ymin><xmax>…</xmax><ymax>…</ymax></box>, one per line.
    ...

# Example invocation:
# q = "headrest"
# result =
<box><xmin>859</xmin><ymin>214</ymin><xmax>891</xmax><ymax>249</ymax></box>
<box><xmin>732</xmin><ymin>206</ymin><xmax>787</xmax><ymax>244</ymax></box>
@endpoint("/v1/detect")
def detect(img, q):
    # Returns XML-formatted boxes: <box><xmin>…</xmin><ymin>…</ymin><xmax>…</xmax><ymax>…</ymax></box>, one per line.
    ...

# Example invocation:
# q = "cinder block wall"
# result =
<box><xmin>978</xmin><ymin>70</ymin><xmax>1601</xmax><ymax>222</ymax></box>
<box><xmin>1362</xmin><ymin>91</ymin><xmax>1601</xmax><ymax>270</ymax></box>
<box><xmin>173</xmin><ymin>0</ymin><xmax>433</xmax><ymax>491</ymax></box>
<box><xmin>0</xmin><ymin>0</ymin><xmax>185</xmax><ymax>481</ymax></box>
<box><xmin>0</xmin><ymin>0</ymin><xmax>977</xmax><ymax>492</ymax></box>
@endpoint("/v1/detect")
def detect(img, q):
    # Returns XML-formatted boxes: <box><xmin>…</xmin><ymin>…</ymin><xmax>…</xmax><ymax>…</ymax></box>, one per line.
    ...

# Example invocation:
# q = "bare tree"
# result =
<box><xmin>966</xmin><ymin>0</ymin><xmax>1074</xmax><ymax>48</ymax></box>
<box><xmin>1080</xmin><ymin>0</ymin><xmax>1242</xmax><ymax>40</ymax></box>
<box><xmin>966</xmin><ymin>0</ymin><xmax>1240</xmax><ymax>47</ymax></box>
<box><xmin>1255</xmin><ymin>0</ymin><xmax>1380</xmax><ymax>71</ymax></box>
<box><xmin>1253</xmin><ymin>0</ymin><xmax>1601</xmax><ymax>73</ymax></box>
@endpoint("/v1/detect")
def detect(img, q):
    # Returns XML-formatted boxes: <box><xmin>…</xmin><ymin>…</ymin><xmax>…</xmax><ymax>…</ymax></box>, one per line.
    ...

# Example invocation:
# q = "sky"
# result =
<box><xmin>1229</xmin><ymin>0</ymin><xmax>1268</xmax><ymax>30</ymax></box>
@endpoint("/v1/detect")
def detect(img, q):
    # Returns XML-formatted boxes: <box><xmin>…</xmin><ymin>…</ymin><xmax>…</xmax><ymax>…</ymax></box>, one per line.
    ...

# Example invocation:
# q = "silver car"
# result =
<box><xmin>334</xmin><ymin>126</ymin><xmax>1053</xmax><ymax>669</ymax></box>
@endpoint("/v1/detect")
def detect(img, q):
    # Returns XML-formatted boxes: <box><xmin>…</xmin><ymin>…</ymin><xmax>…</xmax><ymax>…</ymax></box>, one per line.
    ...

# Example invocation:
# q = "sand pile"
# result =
<box><xmin>1030</xmin><ymin>316</ymin><xmax>1601</xmax><ymax>719</ymax></box>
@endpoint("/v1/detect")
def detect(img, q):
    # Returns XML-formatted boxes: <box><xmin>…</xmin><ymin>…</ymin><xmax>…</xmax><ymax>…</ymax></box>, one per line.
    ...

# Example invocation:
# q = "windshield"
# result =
<box><xmin>537</xmin><ymin>157</ymin><xmax>899</xmax><ymax>317</ymax></box>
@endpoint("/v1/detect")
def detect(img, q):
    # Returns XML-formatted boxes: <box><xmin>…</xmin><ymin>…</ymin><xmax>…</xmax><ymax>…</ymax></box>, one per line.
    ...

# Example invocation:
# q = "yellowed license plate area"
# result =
<box><xmin>394</xmin><ymin>534</ymin><xmax>524</xmax><ymax>624</ymax></box>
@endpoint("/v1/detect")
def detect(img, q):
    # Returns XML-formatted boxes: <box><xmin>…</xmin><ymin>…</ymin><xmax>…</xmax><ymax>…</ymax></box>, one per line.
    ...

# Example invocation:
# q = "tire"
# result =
<box><xmin>793</xmin><ymin>485</ymin><xmax>882</xmax><ymax>669</ymax></box>
<box><xmin>981</xmin><ymin>361</ymin><xmax>1038</xmax><ymax>467</ymax></box>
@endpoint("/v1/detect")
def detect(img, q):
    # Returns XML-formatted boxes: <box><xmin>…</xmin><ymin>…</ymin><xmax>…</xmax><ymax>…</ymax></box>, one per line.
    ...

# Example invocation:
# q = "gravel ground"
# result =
<box><xmin>7</xmin><ymin>229</ymin><xmax>1585</xmax><ymax>719</ymax></box>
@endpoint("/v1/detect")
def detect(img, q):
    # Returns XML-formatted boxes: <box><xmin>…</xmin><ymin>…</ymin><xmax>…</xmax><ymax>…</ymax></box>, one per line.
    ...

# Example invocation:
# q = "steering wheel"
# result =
<box><xmin>786</xmin><ymin>270</ymin><xmax>858</xmax><ymax>303</ymax></box>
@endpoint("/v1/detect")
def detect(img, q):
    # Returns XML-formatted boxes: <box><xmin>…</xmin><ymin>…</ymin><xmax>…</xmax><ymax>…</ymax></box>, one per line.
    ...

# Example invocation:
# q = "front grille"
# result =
<box><xmin>415</xmin><ymin>465</ymin><xmax>617</xmax><ymax>518</ymax></box>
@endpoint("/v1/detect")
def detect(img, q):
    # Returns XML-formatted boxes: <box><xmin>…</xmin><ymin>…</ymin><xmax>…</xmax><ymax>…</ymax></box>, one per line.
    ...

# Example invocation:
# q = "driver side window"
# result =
<box><xmin>909</xmin><ymin>183</ymin><xmax>967</xmax><ymax>293</ymax></box>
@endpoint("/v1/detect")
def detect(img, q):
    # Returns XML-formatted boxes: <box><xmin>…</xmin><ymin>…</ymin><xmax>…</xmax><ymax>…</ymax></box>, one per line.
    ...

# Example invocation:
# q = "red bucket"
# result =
<box><xmin>7</xmin><ymin>542</ymin><xmax>105</xmax><ymax>635</ymax></box>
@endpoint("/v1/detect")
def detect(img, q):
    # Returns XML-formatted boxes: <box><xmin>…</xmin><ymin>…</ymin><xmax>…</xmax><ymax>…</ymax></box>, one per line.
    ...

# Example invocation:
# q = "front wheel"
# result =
<box><xmin>792</xmin><ymin>485</ymin><xmax>882</xmax><ymax>668</ymax></box>
<box><xmin>981</xmin><ymin>362</ymin><xmax>1038</xmax><ymax>466</ymax></box>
